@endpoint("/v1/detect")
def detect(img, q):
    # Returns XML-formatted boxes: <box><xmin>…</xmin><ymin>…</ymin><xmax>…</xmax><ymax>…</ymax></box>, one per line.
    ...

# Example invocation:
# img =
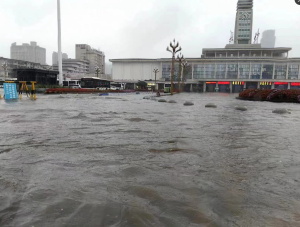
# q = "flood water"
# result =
<box><xmin>0</xmin><ymin>92</ymin><xmax>300</xmax><ymax>227</ymax></box>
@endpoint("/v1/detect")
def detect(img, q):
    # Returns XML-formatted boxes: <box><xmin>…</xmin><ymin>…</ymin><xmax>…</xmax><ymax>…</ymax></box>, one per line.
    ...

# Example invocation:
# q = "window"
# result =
<box><xmin>184</xmin><ymin>65</ymin><xmax>192</xmax><ymax>79</ymax></box>
<box><xmin>216</xmin><ymin>64</ymin><xmax>226</xmax><ymax>79</ymax></box>
<box><xmin>251</xmin><ymin>64</ymin><xmax>262</xmax><ymax>79</ymax></box>
<box><xmin>239</xmin><ymin>64</ymin><xmax>250</xmax><ymax>79</ymax></box>
<box><xmin>193</xmin><ymin>64</ymin><xmax>205</xmax><ymax>79</ymax></box>
<box><xmin>274</xmin><ymin>64</ymin><xmax>287</xmax><ymax>79</ymax></box>
<box><xmin>227</xmin><ymin>63</ymin><xmax>238</xmax><ymax>79</ymax></box>
<box><xmin>262</xmin><ymin>64</ymin><xmax>274</xmax><ymax>79</ymax></box>
<box><xmin>205</xmin><ymin>64</ymin><xmax>215</xmax><ymax>78</ymax></box>
<box><xmin>162</xmin><ymin>64</ymin><xmax>171</xmax><ymax>79</ymax></box>
<box><xmin>288</xmin><ymin>64</ymin><xmax>299</xmax><ymax>79</ymax></box>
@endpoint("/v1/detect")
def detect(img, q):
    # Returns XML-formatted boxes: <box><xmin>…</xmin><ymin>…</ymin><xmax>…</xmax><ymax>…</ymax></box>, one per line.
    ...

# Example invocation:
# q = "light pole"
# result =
<box><xmin>95</xmin><ymin>65</ymin><xmax>100</xmax><ymax>78</ymax></box>
<box><xmin>57</xmin><ymin>0</ymin><xmax>63</xmax><ymax>86</ymax></box>
<box><xmin>175</xmin><ymin>53</ymin><xmax>184</xmax><ymax>93</ymax></box>
<box><xmin>167</xmin><ymin>39</ymin><xmax>182</xmax><ymax>95</ymax></box>
<box><xmin>153</xmin><ymin>68</ymin><xmax>159</xmax><ymax>91</ymax></box>
<box><xmin>181</xmin><ymin>60</ymin><xmax>190</xmax><ymax>92</ymax></box>
<box><xmin>1</xmin><ymin>62</ymin><xmax>8</xmax><ymax>81</ymax></box>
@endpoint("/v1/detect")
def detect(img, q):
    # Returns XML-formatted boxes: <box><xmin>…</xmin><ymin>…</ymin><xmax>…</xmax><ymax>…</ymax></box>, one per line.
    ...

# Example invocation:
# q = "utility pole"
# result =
<box><xmin>57</xmin><ymin>0</ymin><xmax>63</xmax><ymax>85</ymax></box>
<box><xmin>167</xmin><ymin>39</ymin><xmax>182</xmax><ymax>95</ymax></box>
<box><xmin>153</xmin><ymin>68</ymin><xmax>159</xmax><ymax>91</ymax></box>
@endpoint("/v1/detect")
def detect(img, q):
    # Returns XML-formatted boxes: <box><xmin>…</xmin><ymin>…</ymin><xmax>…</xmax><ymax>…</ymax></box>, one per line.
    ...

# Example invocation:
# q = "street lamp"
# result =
<box><xmin>175</xmin><ymin>53</ymin><xmax>184</xmax><ymax>93</ymax></box>
<box><xmin>153</xmin><ymin>68</ymin><xmax>159</xmax><ymax>91</ymax></box>
<box><xmin>167</xmin><ymin>39</ymin><xmax>182</xmax><ymax>95</ymax></box>
<box><xmin>95</xmin><ymin>65</ymin><xmax>100</xmax><ymax>78</ymax></box>
<box><xmin>57</xmin><ymin>0</ymin><xmax>63</xmax><ymax>86</ymax></box>
<box><xmin>181</xmin><ymin>60</ymin><xmax>190</xmax><ymax>92</ymax></box>
<box><xmin>2</xmin><ymin>62</ymin><xmax>8</xmax><ymax>81</ymax></box>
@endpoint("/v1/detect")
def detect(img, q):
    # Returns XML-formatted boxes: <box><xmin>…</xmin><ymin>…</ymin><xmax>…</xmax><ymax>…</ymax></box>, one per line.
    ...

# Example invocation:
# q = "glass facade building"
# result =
<box><xmin>110</xmin><ymin>0</ymin><xmax>300</xmax><ymax>92</ymax></box>
<box><xmin>288</xmin><ymin>65</ymin><xmax>299</xmax><ymax>80</ymax></box>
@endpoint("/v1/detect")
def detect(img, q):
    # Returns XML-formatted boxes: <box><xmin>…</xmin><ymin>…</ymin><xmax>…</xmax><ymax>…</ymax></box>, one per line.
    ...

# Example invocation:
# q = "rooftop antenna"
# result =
<box><xmin>229</xmin><ymin>31</ymin><xmax>234</xmax><ymax>44</ymax></box>
<box><xmin>254</xmin><ymin>29</ymin><xmax>260</xmax><ymax>44</ymax></box>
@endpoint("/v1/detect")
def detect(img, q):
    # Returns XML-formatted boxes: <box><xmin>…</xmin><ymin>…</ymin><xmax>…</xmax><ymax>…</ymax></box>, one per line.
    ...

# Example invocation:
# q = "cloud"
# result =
<box><xmin>0</xmin><ymin>0</ymin><xmax>299</xmax><ymax>65</ymax></box>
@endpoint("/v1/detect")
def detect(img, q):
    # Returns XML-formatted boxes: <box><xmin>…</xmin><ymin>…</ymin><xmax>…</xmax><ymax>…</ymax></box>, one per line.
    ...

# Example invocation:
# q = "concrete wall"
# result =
<box><xmin>112</xmin><ymin>62</ymin><xmax>161</xmax><ymax>80</ymax></box>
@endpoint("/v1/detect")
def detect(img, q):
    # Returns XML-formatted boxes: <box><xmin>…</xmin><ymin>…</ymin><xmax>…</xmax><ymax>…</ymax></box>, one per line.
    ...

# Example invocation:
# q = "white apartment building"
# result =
<box><xmin>11</xmin><ymin>41</ymin><xmax>46</xmax><ymax>65</ymax></box>
<box><xmin>52</xmin><ymin>59</ymin><xmax>89</xmax><ymax>80</ymax></box>
<box><xmin>52</xmin><ymin>52</ymin><xmax>68</xmax><ymax>65</ymax></box>
<box><xmin>75</xmin><ymin>44</ymin><xmax>105</xmax><ymax>76</ymax></box>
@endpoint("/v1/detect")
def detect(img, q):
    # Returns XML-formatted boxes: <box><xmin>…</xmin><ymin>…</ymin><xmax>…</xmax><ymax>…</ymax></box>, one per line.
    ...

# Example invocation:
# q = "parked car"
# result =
<box><xmin>70</xmin><ymin>84</ymin><xmax>81</xmax><ymax>89</ymax></box>
<box><xmin>110</xmin><ymin>86</ymin><xmax>118</xmax><ymax>90</ymax></box>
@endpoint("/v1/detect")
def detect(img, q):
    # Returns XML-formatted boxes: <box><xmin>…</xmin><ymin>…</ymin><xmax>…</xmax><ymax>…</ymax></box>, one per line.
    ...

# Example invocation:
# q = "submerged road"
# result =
<box><xmin>0</xmin><ymin>92</ymin><xmax>300</xmax><ymax>227</ymax></box>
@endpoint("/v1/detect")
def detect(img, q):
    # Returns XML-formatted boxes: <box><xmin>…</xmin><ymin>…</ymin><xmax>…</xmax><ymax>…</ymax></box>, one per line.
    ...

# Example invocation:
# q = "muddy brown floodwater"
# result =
<box><xmin>0</xmin><ymin>92</ymin><xmax>300</xmax><ymax>227</ymax></box>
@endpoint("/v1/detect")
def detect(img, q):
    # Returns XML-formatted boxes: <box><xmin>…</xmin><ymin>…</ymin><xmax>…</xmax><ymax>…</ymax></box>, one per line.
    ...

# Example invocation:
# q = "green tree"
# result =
<box><xmin>136</xmin><ymin>81</ymin><xmax>148</xmax><ymax>89</ymax></box>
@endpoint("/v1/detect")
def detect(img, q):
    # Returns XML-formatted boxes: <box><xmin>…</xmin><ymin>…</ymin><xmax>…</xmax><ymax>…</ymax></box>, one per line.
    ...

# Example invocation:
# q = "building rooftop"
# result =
<box><xmin>237</xmin><ymin>0</ymin><xmax>253</xmax><ymax>10</ymax></box>
<box><xmin>203</xmin><ymin>44</ymin><xmax>291</xmax><ymax>51</ymax></box>
<box><xmin>110</xmin><ymin>58</ymin><xmax>157</xmax><ymax>62</ymax></box>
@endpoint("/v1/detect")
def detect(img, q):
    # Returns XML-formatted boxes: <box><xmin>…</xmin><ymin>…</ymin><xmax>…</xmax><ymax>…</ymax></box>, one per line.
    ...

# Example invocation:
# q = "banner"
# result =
<box><xmin>4</xmin><ymin>83</ymin><xmax>18</xmax><ymax>100</ymax></box>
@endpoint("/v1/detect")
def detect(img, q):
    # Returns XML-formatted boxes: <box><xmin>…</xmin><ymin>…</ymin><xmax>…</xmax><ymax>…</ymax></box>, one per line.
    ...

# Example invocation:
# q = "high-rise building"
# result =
<box><xmin>75</xmin><ymin>44</ymin><xmax>105</xmax><ymax>76</ymax></box>
<box><xmin>261</xmin><ymin>30</ymin><xmax>276</xmax><ymax>48</ymax></box>
<box><xmin>52</xmin><ymin>59</ymin><xmax>89</xmax><ymax>80</ymax></box>
<box><xmin>234</xmin><ymin>0</ymin><xmax>253</xmax><ymax>44</ymax></box>
<box><xmin>11</xmin><ymin>41</ymin><xmax>46</xmax><ymax>65</ymax></box>
<box><xmin>52</xmin><ymin>52</ymin><xmax>68</xmax><ymax>65</ymax></box>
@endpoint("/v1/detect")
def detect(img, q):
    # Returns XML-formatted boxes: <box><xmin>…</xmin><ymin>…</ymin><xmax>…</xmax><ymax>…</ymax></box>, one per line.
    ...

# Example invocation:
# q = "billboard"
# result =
<box><xmin>4</xmin><ymin>83</ymin><xmax>18</xmax><ymax>100</ymax></box>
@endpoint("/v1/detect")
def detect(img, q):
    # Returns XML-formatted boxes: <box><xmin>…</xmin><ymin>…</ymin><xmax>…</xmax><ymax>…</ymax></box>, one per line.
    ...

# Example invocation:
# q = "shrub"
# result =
<box><xmin>239</xmin><ymin>89</ymin><xmax>300</xmax><ymax>102</ymax></box>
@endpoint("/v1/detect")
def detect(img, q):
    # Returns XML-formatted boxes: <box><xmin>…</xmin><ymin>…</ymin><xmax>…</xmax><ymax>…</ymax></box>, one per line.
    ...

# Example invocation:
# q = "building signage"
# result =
<box><xmin>206</xmin><ymin>82</ymin><xmax>216</xmax><ymax>84</ymax></box>
<box><xmin>260</xmin><ymin>82</ymin><xmax>272</xmax><ymax>86</ymax></box>
<box><xmin>218</xmin><ymin>81</ymin><xmax>230</xmax><ymax>85</ymax></box>
<box><xmin>291</xmin><ymin>82</ymin><xmax>300</xmax><ymax>86</ymax></box>
<box><xmin>233</xmin><ymin>81</ymin><xmax>244</xmax><ymax>85</ymax></box>
<box><xmin>274</xmin><ymin>82</ymin><xmax>288</xmax><ymax>85</ymax></box>
<box><xmin>3</xmin><ymin>83</ymin><xmax>18</xmax><ymax>100</ymax></box>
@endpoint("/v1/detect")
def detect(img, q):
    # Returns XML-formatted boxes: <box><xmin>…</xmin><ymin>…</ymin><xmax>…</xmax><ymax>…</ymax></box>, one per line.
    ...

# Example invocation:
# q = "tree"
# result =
<box><xmin>136</xmin><ymin>81</ymin><xmax>148</xmax><ymax>89</ymax></box>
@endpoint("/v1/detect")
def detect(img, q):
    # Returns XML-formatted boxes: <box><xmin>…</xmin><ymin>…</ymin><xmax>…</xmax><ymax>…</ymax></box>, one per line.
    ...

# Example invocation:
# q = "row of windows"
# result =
<box><xmin>239</xmin><ymin>29</ymin><xmax>250</xmax><ymax>31</ymax></box>
<box><xmin>239</xmin><ymin>23</ymin><xmax>251</xmax><ymax>26</ymax></box>
<box><xmin>238</xmin><ymin>34</ymin><xmax>250</xmax><ymax>37</ymax></box>
<box><xmin>162</xmin><ymin>64</ymin><xmax>300</xmax><ymax>80</ymax></box>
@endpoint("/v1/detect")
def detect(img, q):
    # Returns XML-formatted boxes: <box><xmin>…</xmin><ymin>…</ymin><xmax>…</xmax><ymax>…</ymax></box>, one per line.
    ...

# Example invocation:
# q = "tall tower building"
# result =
<box><xmin>234</xmin><ymin>0</ymin><xmax>253</xmax><ymax>45</ymax></box>
<box><xmin>261</xmin><ymin>30</ymin><xmax>276</xmax><ymax>48</ymax></box>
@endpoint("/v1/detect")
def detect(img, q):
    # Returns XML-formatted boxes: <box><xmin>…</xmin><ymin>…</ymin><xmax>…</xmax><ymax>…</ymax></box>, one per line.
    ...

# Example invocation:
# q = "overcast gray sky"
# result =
<box><xmin>0</xmin><ymin>0</ymin><xmax>299</xmax><ymax>65</ymax></box>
